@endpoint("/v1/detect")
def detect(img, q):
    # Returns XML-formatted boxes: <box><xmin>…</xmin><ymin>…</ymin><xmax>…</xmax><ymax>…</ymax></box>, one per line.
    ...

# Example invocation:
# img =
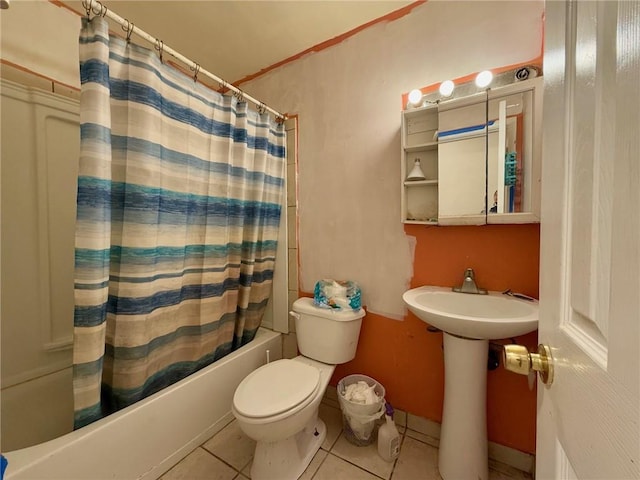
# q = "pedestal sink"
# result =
<box><xmin>402</xmin><ymin>286</ymin><xmax>538</xmax><ymax>480</ymax></box>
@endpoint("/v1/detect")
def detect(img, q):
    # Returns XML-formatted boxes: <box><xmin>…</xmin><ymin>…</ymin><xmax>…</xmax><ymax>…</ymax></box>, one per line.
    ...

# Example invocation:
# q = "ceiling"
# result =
<box><xmin>63</xmin><ymin>1</ymin><xmax>413</xmax><ymax>85</ymax></box>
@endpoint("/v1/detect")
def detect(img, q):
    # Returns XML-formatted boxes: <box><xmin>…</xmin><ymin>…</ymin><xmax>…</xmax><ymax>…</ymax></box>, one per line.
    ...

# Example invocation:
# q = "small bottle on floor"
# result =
<box><xmin>378</xmin><ymin>402</ymin><xmax>400</xmax><ymax>462</ymax></box>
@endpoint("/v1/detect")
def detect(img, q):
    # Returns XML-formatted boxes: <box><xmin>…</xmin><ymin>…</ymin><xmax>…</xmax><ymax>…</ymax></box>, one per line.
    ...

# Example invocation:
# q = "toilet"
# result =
<box><xmin>232</xmin><ymin>297</ymin><xmax>365</xmax><ymax>480</ymax></box>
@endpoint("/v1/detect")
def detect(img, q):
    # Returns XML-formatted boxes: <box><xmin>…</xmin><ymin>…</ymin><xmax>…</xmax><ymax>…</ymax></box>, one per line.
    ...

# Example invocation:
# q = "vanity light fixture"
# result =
<box><xmin>408</xmin><ymin>89</ymin><xmax>423</xmax><ymax>106</ymax></box>
<box><xmin>475</xmin><ymin>70</ymin><xmax>493</xmax><ymax>88</ymax></box>
<box><xmin>439</xmin><ymin>80</ymin><xmax>455</xmax><ymax>97</ymax></box>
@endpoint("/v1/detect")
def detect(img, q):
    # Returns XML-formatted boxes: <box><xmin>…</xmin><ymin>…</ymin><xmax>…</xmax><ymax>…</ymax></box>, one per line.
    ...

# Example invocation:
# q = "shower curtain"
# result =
<box><xmin>73</xmin><ymin>17</ymin><xmax>286</xmax><ymax>429</ymax></box>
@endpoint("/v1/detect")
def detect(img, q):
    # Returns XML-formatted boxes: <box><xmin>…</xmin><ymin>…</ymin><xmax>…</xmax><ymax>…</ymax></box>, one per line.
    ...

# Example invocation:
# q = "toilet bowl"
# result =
<box><xmin>232</xmin><ymin>297</ymin><xmax>365</xmax><ymax>480</ymax></box>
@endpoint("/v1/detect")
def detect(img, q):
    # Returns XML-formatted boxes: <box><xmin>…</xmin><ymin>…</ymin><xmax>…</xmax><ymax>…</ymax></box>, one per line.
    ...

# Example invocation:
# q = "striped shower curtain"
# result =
<box><xmin>73</xmin><ymin>17</ymin><xmax>286</xmax><ymax>429</ymax></box>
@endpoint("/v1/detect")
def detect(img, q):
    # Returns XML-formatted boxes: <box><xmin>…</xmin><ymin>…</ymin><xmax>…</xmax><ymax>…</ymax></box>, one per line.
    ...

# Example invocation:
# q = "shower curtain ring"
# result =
<box><xmin>122</xmin><ymin>20</ymin><xmax>134</xmax><ymax>42</ymax></box>
<box><xmin>234</xmin><ymin>90</ymin><xmax>244</xmax><ymax>103</ymax></box>
<box><xmin>155</xmin><ymin>38</ymin><xmax>164</xmax><ymax>62</ymax></box>
<box><xmin>191</xmin><ymin>63</ymin><xmax>201</xmax><ymax>83</ymax></box>
<box><xmin>257</xmin><ymin>103</ymin><xmax>267</xmax><ymax>115</ymax></box>
<box><xmin>100</xmin><ymin>5</ymin><xmax>108</xmax><ymax>17</ymax></box>
<box><xmin>82</xmin><ymin>0</ymin><xmax>92</xmax><ymax>18</ymax></box>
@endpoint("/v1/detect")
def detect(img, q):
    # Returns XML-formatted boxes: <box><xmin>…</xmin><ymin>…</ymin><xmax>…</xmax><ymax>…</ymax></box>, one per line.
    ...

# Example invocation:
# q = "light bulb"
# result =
<box><xmin>475</xmin><ymin>70</ymin><xmax>493</xmax><ymax>88</ymax></box>
<box><xmin>408</xmin><ymin>89</ymin><xmax>423</xmax><ymax>106</ymax></box>
<box><xmin>439</xmin><ymin>80</ymin><xmax>455</xmax><ymax>97</ymax></box>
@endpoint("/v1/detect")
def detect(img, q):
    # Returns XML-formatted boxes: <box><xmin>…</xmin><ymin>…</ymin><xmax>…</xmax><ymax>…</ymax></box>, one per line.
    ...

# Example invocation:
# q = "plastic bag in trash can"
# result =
<box><xmin>338</xmin><ymin>374</ymin><xmax>386</xmax><ymax>445</ymax></box>
<box><xmin>339</xmin><ymin>396</ymin><xmax>385</xmax><ymax>445</ymax></box>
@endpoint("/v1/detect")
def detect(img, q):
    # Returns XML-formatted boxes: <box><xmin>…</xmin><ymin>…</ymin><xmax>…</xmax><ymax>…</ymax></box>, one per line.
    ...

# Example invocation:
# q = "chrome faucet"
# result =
<box><xmin>452</xmin><ymin>268</ymin><xmax>487</xmax><ymax>295</ymax></box>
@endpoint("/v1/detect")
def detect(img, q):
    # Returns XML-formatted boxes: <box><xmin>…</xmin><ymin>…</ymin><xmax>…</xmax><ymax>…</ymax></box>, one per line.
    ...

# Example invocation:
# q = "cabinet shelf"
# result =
<box><xmin>404</xmin><ymin>142</ymin><xmax>438</xmax><ymax>153</ymax></box>
<box><xmin>403</xmin><ymin>179</ymin><xmax>438</xmax><ymax>187</ymax></box>
<box><xmin>401</xmin><ymin>104</ymin><xmax>439</xmax><ymax>224</ymax></box>
<box><xmin>404</xmin><ymin>219</ymin><xmax>438</xmax><ymax>225</ymax></box>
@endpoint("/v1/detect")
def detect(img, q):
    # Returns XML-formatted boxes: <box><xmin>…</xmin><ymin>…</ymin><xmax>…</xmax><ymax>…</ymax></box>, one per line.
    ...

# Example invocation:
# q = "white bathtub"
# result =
<box><xmin>4</xmin><ymin>328</ymin><xmax>282</xmax><ymax>480</ymax></box>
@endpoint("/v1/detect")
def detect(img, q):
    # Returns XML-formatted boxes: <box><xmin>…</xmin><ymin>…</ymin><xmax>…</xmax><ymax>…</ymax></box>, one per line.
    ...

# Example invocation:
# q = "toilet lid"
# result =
<box><xmin>233</xmin><ymin>359</ymin><xmax>320</xmax><ymax>418</ymax></box>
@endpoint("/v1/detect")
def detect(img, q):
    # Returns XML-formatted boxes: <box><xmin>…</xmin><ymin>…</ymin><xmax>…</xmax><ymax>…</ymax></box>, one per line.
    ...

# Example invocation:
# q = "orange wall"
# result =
<box><xmin>331</xmin><ymin>223</ymin><xmax>540</xmax><ymax>454</ymax></box>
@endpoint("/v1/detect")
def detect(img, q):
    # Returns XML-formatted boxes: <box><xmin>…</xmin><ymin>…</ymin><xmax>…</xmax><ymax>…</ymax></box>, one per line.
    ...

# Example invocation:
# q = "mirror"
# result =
<box><xmin>436</xmin><ymin>76</ymin><xmax>542</xmax><ymax>224</ymax></box>
<box><xmin>486</xmin><ymin>79</ymin><xmax>542</xmax><ymax>222</ymax></box>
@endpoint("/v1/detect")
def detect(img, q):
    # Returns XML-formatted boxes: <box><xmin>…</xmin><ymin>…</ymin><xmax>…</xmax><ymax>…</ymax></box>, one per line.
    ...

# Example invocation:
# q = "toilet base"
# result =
<box><xmin>251</xmin><ymin>416</ymin><xmax>326</xmax><ymax>480</ymax></box>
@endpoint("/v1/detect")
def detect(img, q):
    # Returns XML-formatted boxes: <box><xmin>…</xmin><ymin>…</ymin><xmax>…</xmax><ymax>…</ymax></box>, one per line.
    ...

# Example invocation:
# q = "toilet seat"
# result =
<box><xmin>233</xmin><ymin>359</ymin><xmax>321</xmax><ymax>419</ymax></box>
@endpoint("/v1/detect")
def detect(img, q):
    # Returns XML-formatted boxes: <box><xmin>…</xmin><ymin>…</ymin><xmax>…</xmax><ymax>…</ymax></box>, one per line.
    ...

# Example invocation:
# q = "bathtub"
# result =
<box><xmin>4</xmin><ymin>328</ymin><xmax>282</xmax><ymax>480</ymax></box>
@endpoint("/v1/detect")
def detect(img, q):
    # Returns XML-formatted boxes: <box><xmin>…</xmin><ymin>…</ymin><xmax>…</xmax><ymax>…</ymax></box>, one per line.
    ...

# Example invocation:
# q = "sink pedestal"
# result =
<box><xmin>439</xmin><ymin>333</ymin><xmax>489</xmax><ymax>480</ymax></box>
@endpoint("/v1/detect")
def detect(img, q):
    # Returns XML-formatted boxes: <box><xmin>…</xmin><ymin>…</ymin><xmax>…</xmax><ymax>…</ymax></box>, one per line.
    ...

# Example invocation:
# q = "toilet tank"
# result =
<box><xmin>291</xmin><ymin>298</ymin><xmax>365</xmax><ymax>364</ymax></box>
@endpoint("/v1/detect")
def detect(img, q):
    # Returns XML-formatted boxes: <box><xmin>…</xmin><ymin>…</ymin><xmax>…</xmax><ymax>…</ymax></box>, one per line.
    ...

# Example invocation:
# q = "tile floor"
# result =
<box><xmin>160</xmin><ymin>397</ymin><xmax>533</xmax><ymax>480</ymax></box>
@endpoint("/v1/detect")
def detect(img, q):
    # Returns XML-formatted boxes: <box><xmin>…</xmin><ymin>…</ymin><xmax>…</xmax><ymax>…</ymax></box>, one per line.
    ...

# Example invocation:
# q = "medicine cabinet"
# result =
<box><xmin>401</xmin><ymin>76</ymin><xmax>542</xmax><ymax>225</ymax></box>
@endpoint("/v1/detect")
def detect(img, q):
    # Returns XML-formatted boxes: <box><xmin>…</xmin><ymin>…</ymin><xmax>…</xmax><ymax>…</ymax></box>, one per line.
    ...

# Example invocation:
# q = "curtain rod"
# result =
<box><xmin>81</xmin><ymin>0</ymin><xmax>286</xmax><ymax>121</ymax></box>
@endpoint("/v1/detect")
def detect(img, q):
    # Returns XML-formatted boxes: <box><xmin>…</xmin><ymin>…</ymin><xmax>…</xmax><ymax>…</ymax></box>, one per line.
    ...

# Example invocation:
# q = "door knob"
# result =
<box><xmin>503</xmin><ymin>344</ymin><xmax>554</xmax><ymax>386</ymax></box>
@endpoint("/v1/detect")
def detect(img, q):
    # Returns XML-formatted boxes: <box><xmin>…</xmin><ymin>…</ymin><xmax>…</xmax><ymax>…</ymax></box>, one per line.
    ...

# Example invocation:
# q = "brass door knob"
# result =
<box><xmin>503</xmin><ymin>344</ymin><xmax>554</xmax><ymax>385</ymax></box>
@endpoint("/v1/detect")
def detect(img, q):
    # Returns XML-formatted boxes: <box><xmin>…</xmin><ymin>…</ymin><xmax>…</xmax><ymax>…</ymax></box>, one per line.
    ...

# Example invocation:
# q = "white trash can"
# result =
<box><xmin>337</xmin><ymin>374</ymin><xmax>386</xmax><ymax>446</ymax></box>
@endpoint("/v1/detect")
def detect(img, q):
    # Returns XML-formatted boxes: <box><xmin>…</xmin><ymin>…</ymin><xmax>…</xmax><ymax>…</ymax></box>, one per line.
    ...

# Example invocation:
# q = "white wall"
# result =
<box><xmin>241</xmin><ymin>1</ymin><xmax>544</xmax><ymax>318</ymax></box>
<box><xmin>0</xmin><ymin>1</ymin><xmax>80</xmax><ymax>88</ymax></box>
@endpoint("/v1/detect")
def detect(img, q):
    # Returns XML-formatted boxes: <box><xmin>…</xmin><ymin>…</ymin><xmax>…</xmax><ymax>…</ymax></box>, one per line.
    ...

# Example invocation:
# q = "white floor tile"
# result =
<box><xmin>331</xmin><ymin>433</ymin><xmax>395</xmax><ymax>480</ymax></box>
<box><xmin>176</xmin><ymin>405</ymin><xmax>533</xmax><ymax>480</ymax></box>
<box><xmin>391</xmin><ymin>435</ymin><xmax>441</xmax><ymax>480</ymax></box>
<box><xmin>202</xmin><ymin>419</ymin><xmax>256</xmax><ymax>471</ymax></box>
<box><xmin>241</xmin><ymin>459</ymin><xmax>252</xmax><ymax>479</ymax></box>
<box><xmin>160</xmin><ymin>447</ymin><xmax>237</xmax><ymax>480</ymax></box>
<box><xmin>489</xmin><ymin>459</ymin><xmax>533</xmax><ymax>480</ymax></box>
<box><xmin>318</xmin><ymin>403</ymin><xmax>344</xmax><ymax>451</ymax></box>
<box><xmin>313</xmin><ymin>453</ymin><xmax>382</xmax><ymax>480</ymax></box>
<box><xmin>300</xmin><ymin>449</ymin><xmax>329</xmax><ymax>480</ymax></box>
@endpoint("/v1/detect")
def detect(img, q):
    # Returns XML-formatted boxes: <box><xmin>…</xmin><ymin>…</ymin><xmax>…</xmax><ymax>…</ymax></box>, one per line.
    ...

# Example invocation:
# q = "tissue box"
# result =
<box><xmin>313</xmin><ymin>279</ymin><xmax>361</xmax><ymax>311</ymax></box>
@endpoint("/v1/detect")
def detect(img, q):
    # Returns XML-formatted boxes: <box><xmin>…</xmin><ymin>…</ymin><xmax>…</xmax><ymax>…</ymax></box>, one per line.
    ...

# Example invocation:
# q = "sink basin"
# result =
<box><xmin>402</xmin><ymin>285</ymin><xmax>538</xmax><ymax>339</ymax></box>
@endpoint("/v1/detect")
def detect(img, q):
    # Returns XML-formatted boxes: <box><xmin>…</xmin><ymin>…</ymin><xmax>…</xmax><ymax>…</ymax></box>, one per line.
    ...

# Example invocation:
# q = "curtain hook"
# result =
<box><xmin>154</xmin><ymin>38</ymin><xmax>164</xmax><ymax>62</ymax></box>
<box><xmin>100</xmin><ymin>4</ymin><xmax>108</xmax><ymax>17</ymax></box>
<box><xmin>257</xmin><ymin>103</ymin><xmax>267</xmax><ymax>115</ymax></box>
<box><xmin>190</xmin><ymin>63</ymin><xmax>201</xmax><ymax>83</ymax></box>
<box><xmin>82</xmin><ymin>0</ymin><xmax>92</xmax><ymax>18</ymax></box>
<box><xmin>122</xmin><ymin>19</ymin><xmax>134</xmax><ymax>42</ymax></box>
<box><xmin>233</xmin><ymin>90</ymin><xmax>244</xmax><ymax>103</ymax></box>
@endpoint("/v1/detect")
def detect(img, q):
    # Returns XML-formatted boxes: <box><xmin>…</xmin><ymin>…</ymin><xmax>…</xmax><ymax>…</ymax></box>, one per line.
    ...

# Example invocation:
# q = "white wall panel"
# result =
<box><xmin>1</xmin><ymin>80</ymin><xmax>79</xmax><ymax>450</ymax></box>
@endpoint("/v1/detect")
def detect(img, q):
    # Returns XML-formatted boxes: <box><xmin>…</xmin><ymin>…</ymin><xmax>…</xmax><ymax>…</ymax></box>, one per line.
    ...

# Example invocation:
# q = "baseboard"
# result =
<box><xmin>488</xmin><ymin>441</ymin><xmax>535</xmax><ymax>475</ymax></box>
<box><xmin>323</xmin><ymin>388</ymin><xmax>535</xmax><ymax>475</ymax></box>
